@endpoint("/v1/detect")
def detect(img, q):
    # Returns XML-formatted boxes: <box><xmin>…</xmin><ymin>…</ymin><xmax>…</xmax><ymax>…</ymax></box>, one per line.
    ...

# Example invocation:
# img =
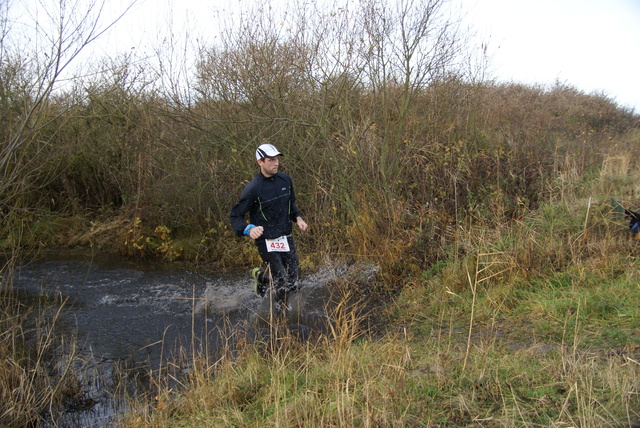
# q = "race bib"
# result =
<box><xmin>266</xmin><ymin>235</ymin><xmax>290</xmax><ymax>252</ymax></box>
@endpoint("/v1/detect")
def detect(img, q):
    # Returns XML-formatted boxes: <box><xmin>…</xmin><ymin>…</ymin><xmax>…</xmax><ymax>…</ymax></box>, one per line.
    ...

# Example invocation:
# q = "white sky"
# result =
<box><xmin>466</xmin><ymin>0</ymin><xmax>640</xmax><ymax>112</ymax></box>
<box><xmin>20</xmin><ymin>0</ymin><xmax>640</xmax><ymax>112</ymax></box>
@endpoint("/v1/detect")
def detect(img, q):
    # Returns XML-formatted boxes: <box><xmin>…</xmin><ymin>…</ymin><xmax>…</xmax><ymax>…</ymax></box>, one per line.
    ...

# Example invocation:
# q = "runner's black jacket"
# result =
<box><xmin>230</xmin><ymin>171</ymin><xmax>302</xmax><ymax>242</ymax></box>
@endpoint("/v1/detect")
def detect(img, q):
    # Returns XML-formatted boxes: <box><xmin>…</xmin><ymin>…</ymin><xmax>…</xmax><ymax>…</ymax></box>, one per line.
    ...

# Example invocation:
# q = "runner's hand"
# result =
<box><xmin>249</xmin><ymin>226</ymin><xmax>264</xmax><ymax>240</ymax></box>
<box><xmin>296</xmin><ymin>217</ymin><xmax>308</xmax><ymax>232</ymax></box>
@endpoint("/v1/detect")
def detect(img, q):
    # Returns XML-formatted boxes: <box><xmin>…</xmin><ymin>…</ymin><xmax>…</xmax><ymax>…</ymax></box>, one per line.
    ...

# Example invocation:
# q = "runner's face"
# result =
<box><xmin>258</xmin><ymin>156</ymin><xmax>279</xmax><ymax>177</ymax></box>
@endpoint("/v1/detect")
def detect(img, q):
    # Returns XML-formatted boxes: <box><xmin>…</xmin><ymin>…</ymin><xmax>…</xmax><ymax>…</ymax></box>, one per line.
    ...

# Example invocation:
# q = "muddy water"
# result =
<box><xmin>12</xmin><ymin>252</ymin><xmax>223</xmax><ymax>362</ymax></box>
<box><xmin>10</xmin><ymin>251</ymin><xmax>253</xmax><ymax>427</ymax></box>
<box><xmin>10</xmin><ymin>251</ymin><xmax>356</xmax><ymax>427</ymax></box>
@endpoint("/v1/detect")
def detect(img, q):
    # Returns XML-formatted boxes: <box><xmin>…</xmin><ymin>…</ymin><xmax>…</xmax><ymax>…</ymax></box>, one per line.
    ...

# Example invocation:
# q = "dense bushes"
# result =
<box><xmin>0</xmin><ymin>0</ymin><xmax>637</xmax><ymax>273</ymax></box>
<box><xmin>11</xmin><ymin>79</ymin><xmax>636</xmax><ymax>271</ymax></box>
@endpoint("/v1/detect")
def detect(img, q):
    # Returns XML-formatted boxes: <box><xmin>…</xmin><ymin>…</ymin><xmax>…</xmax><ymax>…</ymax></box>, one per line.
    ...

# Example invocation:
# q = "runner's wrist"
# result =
<box><xmin>244</xmin><ymin>224</ymin><xmax>256</xmax><ymax>236</ymax></box>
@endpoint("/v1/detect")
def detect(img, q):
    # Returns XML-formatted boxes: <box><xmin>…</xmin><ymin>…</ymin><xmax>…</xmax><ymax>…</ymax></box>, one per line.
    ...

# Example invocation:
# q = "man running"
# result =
<box><xmin>230</xmin><ymin>143</ymin><xmax>308</xmax><ymax>312</ymax></box>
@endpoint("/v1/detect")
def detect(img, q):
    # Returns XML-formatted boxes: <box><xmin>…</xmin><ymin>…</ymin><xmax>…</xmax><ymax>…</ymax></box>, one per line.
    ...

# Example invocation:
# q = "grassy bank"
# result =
<box><xmin>118</xmin><ymin>166</ymin><xmax>640</xmax><ymax>427</ymax></box>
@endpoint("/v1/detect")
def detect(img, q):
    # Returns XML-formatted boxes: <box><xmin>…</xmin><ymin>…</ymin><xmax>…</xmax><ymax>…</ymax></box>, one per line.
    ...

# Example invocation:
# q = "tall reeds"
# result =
<box><xmin>0</xmin><ymin>279</ymin><xmax>89</xmax><ymax>427</ymax></box>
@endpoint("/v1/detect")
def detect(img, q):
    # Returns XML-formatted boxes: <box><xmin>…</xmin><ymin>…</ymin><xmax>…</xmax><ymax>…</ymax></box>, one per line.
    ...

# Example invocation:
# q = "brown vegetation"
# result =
<box><xmin>0</xmin><ymin>0</ymin><xmax>639</xmax><ymax>426</ymax></box>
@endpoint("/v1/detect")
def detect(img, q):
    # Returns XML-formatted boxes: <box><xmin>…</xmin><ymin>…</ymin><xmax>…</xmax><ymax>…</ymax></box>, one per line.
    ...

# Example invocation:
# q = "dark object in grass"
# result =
<box><xmin>612</xmin><ymin>198</ymin><xmax>640</xmax><ymax>239</ymax></box>
<box><xmin>624</xmin><ymin>208</ymin><xmax>640</xmax><ymax>239</ymax></box>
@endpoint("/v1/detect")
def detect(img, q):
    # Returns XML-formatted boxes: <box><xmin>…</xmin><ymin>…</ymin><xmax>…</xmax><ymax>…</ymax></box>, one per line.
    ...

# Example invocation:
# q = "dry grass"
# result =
<box><xmin>3</xmin><ymin>149</ymin><xmax>639</xmax><ymax>426</ymax></box>
<box><xmin>119</xmin><ymin>153</ymin><xmax>640</xmax><ymax>427</ymax></box>
<box><xmin>0</xmin><ymin>284</ymin><xmax>91</xmax><ymax>427</ymax></box>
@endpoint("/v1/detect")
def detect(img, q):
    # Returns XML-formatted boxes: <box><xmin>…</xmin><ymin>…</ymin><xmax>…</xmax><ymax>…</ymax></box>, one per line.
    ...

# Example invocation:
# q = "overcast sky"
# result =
<box><xmin>467</xmin><ymin>0</ymin><xmax>640</xmax><ymax>112</ymax></box>
<box><xmin>74</xmin><ymin>0</ymin><xmax>640</xmax><ymax>112</ymax></box>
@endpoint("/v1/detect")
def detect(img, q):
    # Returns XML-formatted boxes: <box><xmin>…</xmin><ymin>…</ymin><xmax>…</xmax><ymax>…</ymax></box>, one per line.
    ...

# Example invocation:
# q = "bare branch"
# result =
<box><xmin>0</xmin><ymin>0</ymin><xmax>138</xmax><ymax>206</ymax></box>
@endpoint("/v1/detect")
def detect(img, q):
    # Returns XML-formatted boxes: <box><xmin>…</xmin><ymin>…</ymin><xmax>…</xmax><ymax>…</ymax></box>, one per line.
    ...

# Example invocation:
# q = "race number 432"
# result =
<box><xmin>266</xmin><ymin>236</ymin><xmax>290</xmax><ymax>252</ymax></box>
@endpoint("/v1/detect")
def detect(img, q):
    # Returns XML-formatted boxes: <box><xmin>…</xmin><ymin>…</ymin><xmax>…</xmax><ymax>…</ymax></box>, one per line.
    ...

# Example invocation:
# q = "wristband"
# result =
<box><xmin>244</xmin><ymin>224</ymin><xmax>256</xmax><ymax>236</ymax></box>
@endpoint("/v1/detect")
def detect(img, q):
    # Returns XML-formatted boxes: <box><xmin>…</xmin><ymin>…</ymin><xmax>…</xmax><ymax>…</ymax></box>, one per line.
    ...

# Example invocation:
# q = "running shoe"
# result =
<box><xmin>251</xmin><ymin>267</ymin><xmax>266</xmax><ymax>297</ymax></box>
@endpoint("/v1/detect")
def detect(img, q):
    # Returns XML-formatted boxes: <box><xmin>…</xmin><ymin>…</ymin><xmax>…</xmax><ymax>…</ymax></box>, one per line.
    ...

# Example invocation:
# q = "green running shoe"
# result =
<box><xmin>251</xmin><ymin>267</ymin><xmax>266</xmax><ymax>297</ymax></box>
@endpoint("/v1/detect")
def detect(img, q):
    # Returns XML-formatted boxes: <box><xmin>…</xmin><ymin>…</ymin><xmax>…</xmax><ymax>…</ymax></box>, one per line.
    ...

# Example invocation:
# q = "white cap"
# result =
<box><xmin>255</xmin><ymin>143</ymin><xmax>283</xmax><ymax>160</ymax></box>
